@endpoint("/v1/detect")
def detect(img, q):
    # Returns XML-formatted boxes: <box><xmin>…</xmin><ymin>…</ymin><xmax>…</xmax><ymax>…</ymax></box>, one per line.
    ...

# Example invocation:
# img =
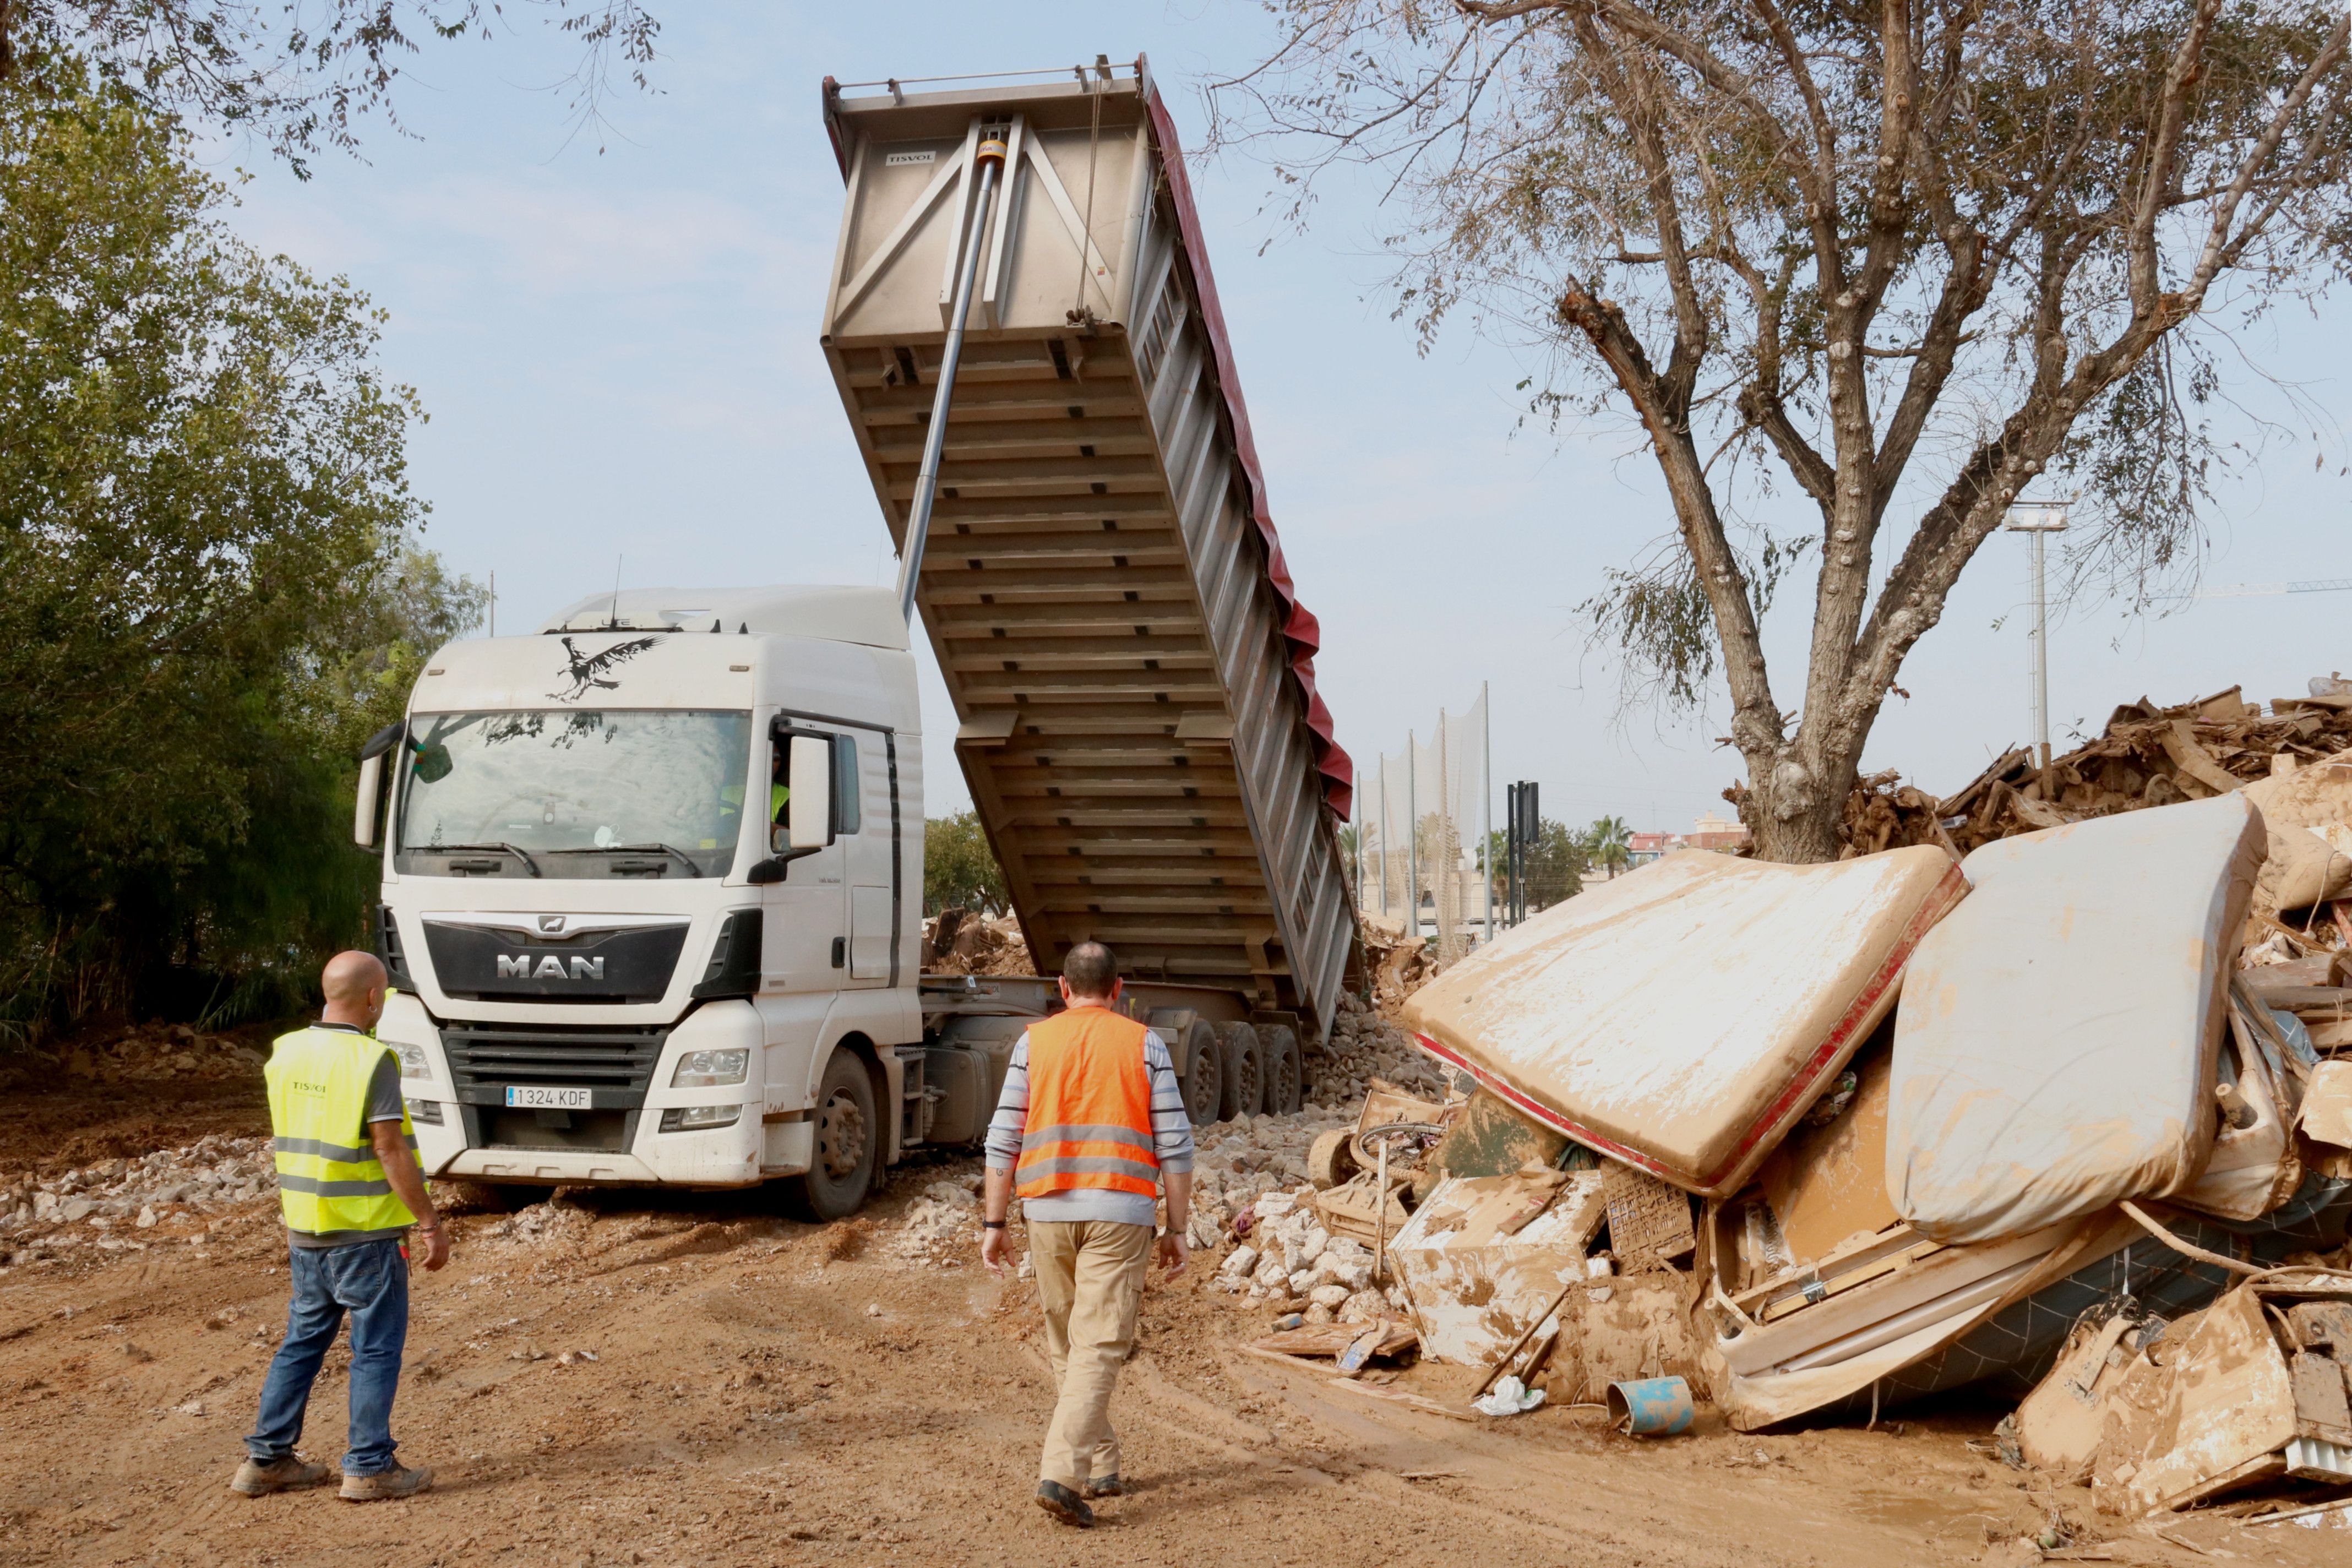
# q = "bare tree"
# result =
<box><xmin>1211</xmin><ymin>0</ymin><xmax>2352</xmax><ymax>862</ymax></box>
<box><xmin>0</xmin><ymin>1</ymin><xmax>659</xmax><ymax>169</ymax></box>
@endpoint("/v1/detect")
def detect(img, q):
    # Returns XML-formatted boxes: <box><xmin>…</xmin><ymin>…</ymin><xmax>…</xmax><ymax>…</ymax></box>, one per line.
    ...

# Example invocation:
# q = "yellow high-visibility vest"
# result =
<box><xmin>264</xmin><ymin>1026</ymin><xmax>418</xmax><ymax>1237</ymax></box>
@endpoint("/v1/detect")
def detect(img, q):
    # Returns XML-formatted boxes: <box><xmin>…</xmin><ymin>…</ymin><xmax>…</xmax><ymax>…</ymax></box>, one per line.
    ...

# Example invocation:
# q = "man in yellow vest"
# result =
<box><xmin>980</xmin><ymin>941</ymin><xmax>1194</xmax><ymax>1528</ymax></box>
<box><xmin>233</xmin><ymin>950</ymin><xmax>449</xmax><ymax>1502</ymax></box>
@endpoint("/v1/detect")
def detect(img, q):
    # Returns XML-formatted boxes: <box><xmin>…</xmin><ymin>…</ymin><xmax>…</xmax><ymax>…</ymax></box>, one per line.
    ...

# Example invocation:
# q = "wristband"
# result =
<box><xmin>982</xmin><ymin>1219</ymin><xmax>1006</xmax><ymax>1230</ymax></box>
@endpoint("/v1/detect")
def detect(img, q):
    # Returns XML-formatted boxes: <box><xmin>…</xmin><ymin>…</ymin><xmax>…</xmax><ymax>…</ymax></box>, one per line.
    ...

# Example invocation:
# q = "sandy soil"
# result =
<box><xmin>0</xmin><ymin>1074</ymin><xmax>2343</xmax><ymax>1568</ymax></box>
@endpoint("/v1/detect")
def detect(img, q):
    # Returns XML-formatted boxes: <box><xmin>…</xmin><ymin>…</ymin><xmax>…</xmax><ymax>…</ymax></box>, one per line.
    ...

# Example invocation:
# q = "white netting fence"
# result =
<box><xmin>1354</xmin><ymin>690</ymin><xmax>1489</xmax><ymax>968</ymax></box>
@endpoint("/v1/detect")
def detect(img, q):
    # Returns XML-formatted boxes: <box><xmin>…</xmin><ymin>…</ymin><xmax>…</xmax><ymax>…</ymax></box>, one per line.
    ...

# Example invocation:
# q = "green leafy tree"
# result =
<box><xmin>1482</xmin><ymin>818</ymin><xmax>1588</xmax><ymax>913</ymax></box>
<box><xmin>0</xmin><ymin>63</ymin><xmax>466</xmax><ymax>1037</ymax></box>
<box><xmin>0</xmin><ymin>3</ymin><xmax>662</xmax><ymax>170</ymax></box>
<box><xmin>924</xmin><ymin>812</ymin><xmax>1008</xmax><ymax>917</ymax></box>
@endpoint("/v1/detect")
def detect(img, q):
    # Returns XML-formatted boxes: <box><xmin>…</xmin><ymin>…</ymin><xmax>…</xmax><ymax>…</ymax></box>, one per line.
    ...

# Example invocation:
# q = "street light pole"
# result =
<box><xmin>2003</xmin><ymin>500</ymin><xmax>2070</xmax><ymax>772</ymax></box>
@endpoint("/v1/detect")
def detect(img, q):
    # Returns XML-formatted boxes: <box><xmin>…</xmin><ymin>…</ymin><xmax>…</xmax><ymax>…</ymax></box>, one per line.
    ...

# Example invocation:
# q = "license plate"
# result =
<box><xmin>505</xmin><ymin>1086</ymin><xmax>592</xmax><ymax>1110</ymax></box>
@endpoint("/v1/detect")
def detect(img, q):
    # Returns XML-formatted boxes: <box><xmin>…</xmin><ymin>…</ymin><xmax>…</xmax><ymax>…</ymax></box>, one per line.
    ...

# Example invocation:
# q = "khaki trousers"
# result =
<box><xmin>1026</xmin><ymin>1218</ymin><xmax>1153</xmax><ymax>1489</ymax></box>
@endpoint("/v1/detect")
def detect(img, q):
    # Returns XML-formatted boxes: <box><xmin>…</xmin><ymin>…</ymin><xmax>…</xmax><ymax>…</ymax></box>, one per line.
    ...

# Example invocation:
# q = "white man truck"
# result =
<box><xmin>352</xmin><ymin>63</ymin><xmax>1360</xmax><ymax>1219</ymax></box>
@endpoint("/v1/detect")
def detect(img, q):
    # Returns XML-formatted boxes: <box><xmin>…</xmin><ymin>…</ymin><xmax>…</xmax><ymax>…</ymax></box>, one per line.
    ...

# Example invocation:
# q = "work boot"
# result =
<box><xmin>1034</xmin><ymin>1479</ymin><xmax>1094</xmax><ymax>1528</ymax></box>
<box><xmin>339</xmin><ymin>1464</ymin><xmax>433</xmax><ymax>1501</ymax></box>
<box><xmin>230</xmin><ymin>1455</ymin><xmax>330</xmax><ymax>1496</ymax></box>
<box><xmin>1082</xmin><ymin>1474</ymin><xmax>1124</xmax><ymax>1499</ymax></box>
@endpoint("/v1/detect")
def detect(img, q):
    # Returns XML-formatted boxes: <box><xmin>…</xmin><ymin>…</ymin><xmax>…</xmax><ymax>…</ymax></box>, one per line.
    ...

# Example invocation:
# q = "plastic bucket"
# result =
<box><xmin>1607</xmin><ymin>1375</ymin><xmax>1695</xmax><ymax>1436</ymax></box>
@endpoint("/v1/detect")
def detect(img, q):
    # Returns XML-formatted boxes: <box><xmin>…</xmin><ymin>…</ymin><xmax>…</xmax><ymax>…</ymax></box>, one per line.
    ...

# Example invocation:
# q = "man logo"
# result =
<box><xmin>497</xmin><ymin>955</ymin><xmax>605</xmax><ymax>981</ymax></box>
<box><xmin>537</xmin><ymin>915</ymin><xmax>567</xmax><ymax>934</ymax></box>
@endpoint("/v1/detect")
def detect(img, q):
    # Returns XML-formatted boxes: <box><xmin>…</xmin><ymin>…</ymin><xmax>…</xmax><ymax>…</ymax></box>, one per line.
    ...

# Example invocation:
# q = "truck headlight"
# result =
<box><xmin>659</xmin><ymin>1106</ymin><xmax>741</xmax><ymax>1132</ymax></box>
<box><xmin>393</xmin><ymin>1040</ymin><xmax>432</xmax><ymax>1080</ymax></box>
<box><xmin>671</xmin><ymin>1048</ymin><xmax>749</xmax><ymax>1087</ymax></box>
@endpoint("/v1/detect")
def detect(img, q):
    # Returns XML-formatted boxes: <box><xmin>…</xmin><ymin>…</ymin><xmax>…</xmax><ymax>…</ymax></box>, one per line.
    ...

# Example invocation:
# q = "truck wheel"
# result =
<box><xmin>782</xmin><ymin>1051</ymin><xmax>878</xmax><ymax>1222</ymax></box>
<box><xmin>1216</xmin><ymin>1022</ymin><xmax>1261</xmax><ymax>1122</ymax></box>
<box><xmin>1178</xmin><ymin>1018</ymin><xmax>1223</xmax><ymax>1129</ymax></box>
<box><xmin>1261</xmin><ymin>1025</ymin><xmax>1303</xmax><ymax>1115</ymax></box>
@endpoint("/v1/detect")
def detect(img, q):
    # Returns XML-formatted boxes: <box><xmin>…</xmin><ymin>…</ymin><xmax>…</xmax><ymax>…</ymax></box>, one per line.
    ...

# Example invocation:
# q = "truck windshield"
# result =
<box><xmin>399</xmin><ymin>710</ymin><xmax>754</xmax><ymax>879</ymax></box>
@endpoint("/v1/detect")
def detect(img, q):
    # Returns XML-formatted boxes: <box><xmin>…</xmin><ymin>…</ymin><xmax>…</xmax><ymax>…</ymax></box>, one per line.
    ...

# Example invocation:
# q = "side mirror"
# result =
<box><xmin>353</xmin><ymin>753</ymin><xmax>384</xmax><ymax>848</ymax></box>
<box><xmin>787</xmin><ymin>734</ymin><xmax>833</xmax><ymax>852</ymax></box>
<box><xmin>353</xmin><ymin>720</ymin><xmax>406</xmax><ymax>849</ymax></box>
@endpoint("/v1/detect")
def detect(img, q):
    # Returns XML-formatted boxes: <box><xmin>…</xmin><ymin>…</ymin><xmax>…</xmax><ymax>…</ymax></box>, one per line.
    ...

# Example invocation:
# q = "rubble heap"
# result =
<box><xmin>0</xmin><ymin>1134</ymin><xmax>274</xmax><ymax>1253</ymax></box>
<box><xmin>37</xmin><ymin>1023</ymin><xmax>268</xmax><ymax>1084</ymax></box>
<box><xmin>1816</xmin><ymin>680</ymin><xmax>2352</xmax><ymax>862</ymax></box>
<box><xmin>919</xmin><ymin>910</ymin><xmax>1035</xmax><ymax>977</ymax></box>
<box><xmin>1211</xmin><ymin>1189</ymin><xmax>1390</xmax><ymax>1324</ymax></box>
<box><xmin>1316</xmin><ymin>993</ymin><xmax>1449</xmax><ymax>1104</ymax></box>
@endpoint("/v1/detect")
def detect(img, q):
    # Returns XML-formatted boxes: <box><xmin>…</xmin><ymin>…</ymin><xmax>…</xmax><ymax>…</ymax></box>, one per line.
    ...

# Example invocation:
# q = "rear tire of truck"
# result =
<box><xmin>1216</xmin><ymin>1022</ymin><xmax>1262</xmax><ymax>1123</ymax></box>
<box><xmin>1261</xmin><ymin>1025</ymin><xmax>1302</xmax><ymax>1116</ymax></box>
<box><xmin>1178</xmin><ymin>1019</ymin><xmax>1223</xmax><ymax>1129</ymax></box>
<box><xmin>782</xmin><ymin>1051</ymin><xmax>878</xmax><ymax>1223</ymax></box>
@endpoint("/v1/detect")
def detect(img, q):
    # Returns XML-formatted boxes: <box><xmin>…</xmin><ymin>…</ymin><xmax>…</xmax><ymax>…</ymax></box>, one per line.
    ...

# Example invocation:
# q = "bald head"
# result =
<box><xmin>1060</xmin><ymin>941</ymin><xmax>1119</xmax><ymax>1004</ymax></box>
<box><xmin>321</xmin><ymin>950</ymin><xmax>389</xmax><ymax>1028</ymax></box>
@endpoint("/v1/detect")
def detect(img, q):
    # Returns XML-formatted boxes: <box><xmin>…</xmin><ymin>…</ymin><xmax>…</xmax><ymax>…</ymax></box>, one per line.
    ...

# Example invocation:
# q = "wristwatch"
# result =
<box><xmin>982</xmin><ymin>1219</ymin><xmax>1006</xmax><ymax>1230</ymax></box>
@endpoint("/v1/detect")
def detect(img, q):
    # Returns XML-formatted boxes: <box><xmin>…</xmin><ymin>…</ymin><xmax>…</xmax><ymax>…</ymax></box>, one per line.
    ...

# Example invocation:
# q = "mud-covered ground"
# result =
<box><xmin>0</xmin><ymin>1070</ymin><xmax>2344</xmax><ymax>1568</ymax></box>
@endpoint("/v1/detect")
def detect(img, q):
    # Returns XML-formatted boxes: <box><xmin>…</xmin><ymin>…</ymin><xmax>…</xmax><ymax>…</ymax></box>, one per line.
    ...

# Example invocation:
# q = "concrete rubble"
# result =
<box><xmin>0</xmin><ymin>1135</ymin><xmax>276</xmax><ymax>1261</ymax></box>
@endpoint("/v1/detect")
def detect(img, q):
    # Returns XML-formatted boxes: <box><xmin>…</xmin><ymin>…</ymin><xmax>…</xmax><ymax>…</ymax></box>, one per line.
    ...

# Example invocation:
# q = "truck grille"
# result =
<box><xmin>439</xmin><ymin>1023</ymin><xmax>667</xmax><ymax>1097</ymax></box>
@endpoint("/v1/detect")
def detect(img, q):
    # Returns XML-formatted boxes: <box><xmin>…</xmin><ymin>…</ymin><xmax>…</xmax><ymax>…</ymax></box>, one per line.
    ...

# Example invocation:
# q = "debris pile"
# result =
<box><xmin>36</xmin><ymin>1023</ymin><xmax>268</xmax><ymax>1084</ymax></box>
<box><xmin>1358</xmin><ymin>915</ymin><xmax>1434</xmax><ymax>1010</ymax></box>
<box><xmin>0</xmin><ymin>1135</ymin><xmax>275</xmax><ymax>1255</ymax></box>
<box><xmin>1335</xmin><ymin>727</ymin><xmax>2352</xmax><ymax>1514</ymax></box>
<box><xmin>919</xmin><ymin>910</ymin><xmax>1035</xmax><ymax>977</ymax></box>
<box><xmin>1816</xmin><ymin>679</ymin><xmax>2352</xmax><ymax>874</ymax></box>
<box><xmin>891</xmin><ymin>1179</ymin><xmax>982</xmax><ymax>1266</ymax></box>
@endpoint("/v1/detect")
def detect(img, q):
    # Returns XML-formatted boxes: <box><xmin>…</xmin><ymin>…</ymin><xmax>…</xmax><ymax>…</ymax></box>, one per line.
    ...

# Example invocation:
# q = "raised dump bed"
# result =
<box><xmin>819</xmin><ymin>61</ymin><xmax>1356</xmax><ymax>1041</ymax></box>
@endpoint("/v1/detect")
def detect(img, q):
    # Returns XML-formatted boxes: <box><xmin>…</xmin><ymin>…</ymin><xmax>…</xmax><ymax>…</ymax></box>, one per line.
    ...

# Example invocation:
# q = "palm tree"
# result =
<box><xmin>1587</xmin><ymin>816</ymin><xmax>1634</xmax><ymax>877</ymax></box>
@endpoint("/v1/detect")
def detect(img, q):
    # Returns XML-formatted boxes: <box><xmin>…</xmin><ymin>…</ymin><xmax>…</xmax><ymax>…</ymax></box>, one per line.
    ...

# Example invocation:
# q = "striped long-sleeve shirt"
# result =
<box><xmin>984</xmin><ymin>1027</ymin><xmax>1195</xmax><ymax>1226</ymax></box>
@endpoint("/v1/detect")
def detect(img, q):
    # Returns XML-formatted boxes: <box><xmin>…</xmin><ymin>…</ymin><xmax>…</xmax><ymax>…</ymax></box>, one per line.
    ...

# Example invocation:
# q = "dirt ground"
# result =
<box><xmin>1</xmin><ymin>1073</ymin><xmax>2345</xmax><ymax>1568</ymax></box>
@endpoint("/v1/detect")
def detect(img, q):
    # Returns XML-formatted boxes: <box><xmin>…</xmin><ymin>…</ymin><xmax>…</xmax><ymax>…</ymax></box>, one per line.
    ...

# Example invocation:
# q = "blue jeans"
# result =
<box><xmin>245</xmin><ymin>1237</ymin><xmax>409</xmax><ymax>1476</ymax></box>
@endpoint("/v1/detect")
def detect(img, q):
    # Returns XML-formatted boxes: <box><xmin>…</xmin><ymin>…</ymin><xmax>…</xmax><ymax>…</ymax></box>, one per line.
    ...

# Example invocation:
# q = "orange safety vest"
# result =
<box><xmin>1015</xmin><ymin>1005</ymin><xmax>1161</xmax><ymax>1202</ymax></box>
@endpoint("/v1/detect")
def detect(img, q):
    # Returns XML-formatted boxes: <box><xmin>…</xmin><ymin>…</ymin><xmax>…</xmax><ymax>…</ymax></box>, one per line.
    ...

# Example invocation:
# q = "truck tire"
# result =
<box><xmin>1216</xmin><ymin>1022</ymin><xmax>1262</xmax><ymax>1123</ymax></box>
<box><xmin>1260</xmin><ymin>1024</ymin><xmax>1303</xmax><ymax>1116</ymax></box>
<box><xmin>782</xmin><ymin>1050</ymin><xmax>878</xmax><ymax>1222</ymax></box>
<box><xmin>1177</xmin><ymin>1018</ymin><xmax>1223</xmax><ymax>1128</ymax></box>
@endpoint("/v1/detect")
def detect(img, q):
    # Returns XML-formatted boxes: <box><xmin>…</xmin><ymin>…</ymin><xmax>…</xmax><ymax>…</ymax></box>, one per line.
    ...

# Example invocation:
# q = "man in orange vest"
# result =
<box><xmin>981</xmin><ymin>941</ymin><xmax>1194</xmax><ymax>1528</ymax></box>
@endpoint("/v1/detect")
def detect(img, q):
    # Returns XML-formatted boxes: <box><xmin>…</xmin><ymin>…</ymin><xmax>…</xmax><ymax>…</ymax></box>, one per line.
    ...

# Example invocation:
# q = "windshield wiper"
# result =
<box><xmin>547</xmin><ymin>843</ymin><xmax>705</xmax><ymax>878</ymax></box>
<box><xmin>429</xmin><ymin>842</ymin><xmax>543</xmax><ymax>877</ymax></box>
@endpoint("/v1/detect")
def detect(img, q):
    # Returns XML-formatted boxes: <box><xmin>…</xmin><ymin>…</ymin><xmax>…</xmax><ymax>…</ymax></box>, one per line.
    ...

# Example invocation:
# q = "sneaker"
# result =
<box><xmin>1034</xmin><ymin>1479</ymin><xmax>1094</xmax><ymax>1528</ymax></box>
<box><xmin>1082</xmin><ymin>1474</ymin><xmax>1124</xmax><ymax>1499</ymax></box>
<box><xmin>339</xmin><ymin>1464</ymin><xmax>434</xmax><ymax>1502</ymax></box>
<box><xmin>231</xmin><ymin>1456</ymin><xmax>330</xmax><ymax>1496</ymax></box>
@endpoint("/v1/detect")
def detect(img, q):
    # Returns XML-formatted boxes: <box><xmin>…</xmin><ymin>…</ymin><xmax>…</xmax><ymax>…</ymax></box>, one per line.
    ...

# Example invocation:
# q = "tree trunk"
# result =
<box><xmin>1736</xmin><ymin>734</ymin><xmax>1860</xmax><ymax>865</ymax></box>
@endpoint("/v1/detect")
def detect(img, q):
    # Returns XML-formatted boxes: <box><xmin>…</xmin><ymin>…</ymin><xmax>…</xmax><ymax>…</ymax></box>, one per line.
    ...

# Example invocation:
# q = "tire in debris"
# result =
<box><xmin>1260</xmin><ymin>1023</ymin><xmax>1303</xmax><ymax>1115</ymax></box>
<box><xmin>1216</xmin><ymin>1021</ymin><xmax>1262</xmax><ymax>1122</ymax></box>
<box><xmin>782</xmin><ymin>1048</ymin><xmax>879</xmax><ymax>1222</ymax></box>
<box><xmin>1307</xmin><ymin>1128</ymin><xmax>1359</xmax><ymax>1190</ymax></box>
<box><xmin>1177</xmin><ymin>1017</ymin><xmax>1223</xmax><ymax>1128</ymax></box>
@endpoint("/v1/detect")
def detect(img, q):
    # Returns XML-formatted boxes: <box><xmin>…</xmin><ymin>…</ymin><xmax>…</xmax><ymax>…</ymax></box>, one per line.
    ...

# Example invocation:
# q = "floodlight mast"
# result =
<box><xmin>2003</xmin><ymin>502</ymin><xmax>2071</xmax><ymax>772</ymax></box>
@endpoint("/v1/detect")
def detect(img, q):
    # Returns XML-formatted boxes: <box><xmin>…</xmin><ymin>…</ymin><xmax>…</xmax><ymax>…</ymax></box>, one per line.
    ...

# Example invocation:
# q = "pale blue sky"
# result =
<box><xmin>215</xmin><ymin>3</ymin><xmax>2350</xmax><ymax>833</ymax></box>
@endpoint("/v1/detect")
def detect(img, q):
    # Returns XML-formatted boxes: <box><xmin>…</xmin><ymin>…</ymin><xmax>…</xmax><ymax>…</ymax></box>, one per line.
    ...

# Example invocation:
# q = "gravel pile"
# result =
<box><xmin>891</xmin><ymin>1180</ymin><xmax>983</xmax><ymax>1266</ymax></box>
<box><xmin>1312</xmin><ymin>993</ymin><xmax>1451</xmax><ymax>1105</ymax></box>
<box><xmin>0</xmin><ymin>1134</ymin><xmax>275</xmax><ymax>1252</ymax></box>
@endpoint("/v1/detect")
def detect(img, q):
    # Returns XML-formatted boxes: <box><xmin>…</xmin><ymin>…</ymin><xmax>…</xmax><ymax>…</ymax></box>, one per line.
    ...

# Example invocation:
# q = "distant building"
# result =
<box><xmin>1685</xmin><ymin>808</ymin><xmax>1752</xmax><ymax>854</ymax></box>
<box><xmin>1624</xmin><ymin>810</ymin><xmax>1750</xmax><ymax>867</ymax></box>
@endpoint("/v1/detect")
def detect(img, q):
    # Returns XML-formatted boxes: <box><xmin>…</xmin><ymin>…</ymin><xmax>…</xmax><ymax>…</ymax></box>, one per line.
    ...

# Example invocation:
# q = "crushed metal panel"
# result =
<box><xmin>2104</xmin><ymin>1286</ymin><xmax>2300</xmax><ymax>1516</ymax></box>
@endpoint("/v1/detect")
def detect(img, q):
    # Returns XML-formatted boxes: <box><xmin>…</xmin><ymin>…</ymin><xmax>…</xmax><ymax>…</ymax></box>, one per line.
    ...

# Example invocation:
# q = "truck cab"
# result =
<box><xmin>357</xmin><ymin>584</ymin><xmax>925</xmax><ymax>1217</ymax></box>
